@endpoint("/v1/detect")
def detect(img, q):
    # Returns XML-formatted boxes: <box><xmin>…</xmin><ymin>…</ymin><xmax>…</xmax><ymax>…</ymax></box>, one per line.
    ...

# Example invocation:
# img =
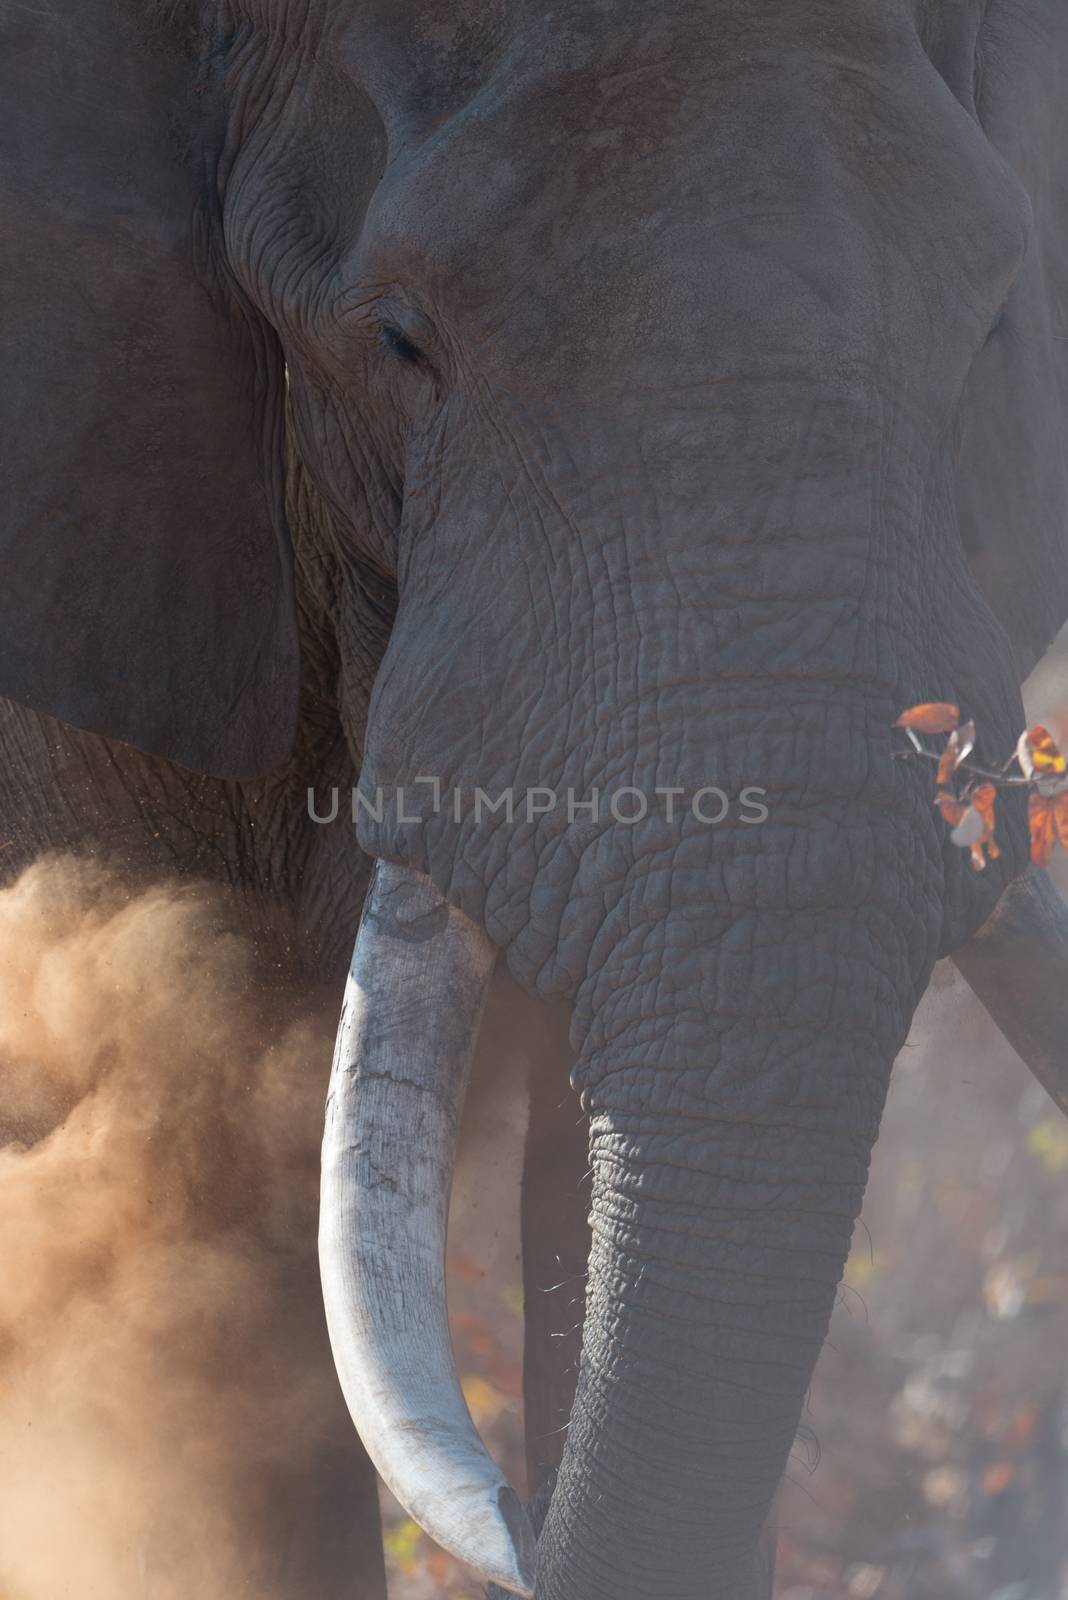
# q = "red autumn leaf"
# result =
<box><xmin>1029</xmin><ymin>790</ymin><xmax>1068</xmax><ymax>866</ymax></box>
<box><xmin>1017</xmin><ymin>723</ymin><xmax>1067</xmax><ymax>781</ymax></box>
<box><xmin>951</xmin><ymin>783</ymin><xmax>999</xmax><ymax>870</ymax></box>
<box><xmin>1030</xmin><ymin>794</ymin><xmax>1058</xmax><ymax>866</ymax></box>
<box><xmin>936</xmin><ymin>719</ymin><xmax>976</xmax><ymax>786</ymax></box>
<box><xmin>972</xmin><ymin>783</ymin><xmax>998</xmax><ymax>835</ymax></box>
<box><xmin>894</xmin><ymin>702</ymin><xmax>961</xmax><ymax>734</ymax></box>
<box><xmin>971</xmin><ymin>783</ymin><xmax>1000</xmax><ymax>869</ymax></box>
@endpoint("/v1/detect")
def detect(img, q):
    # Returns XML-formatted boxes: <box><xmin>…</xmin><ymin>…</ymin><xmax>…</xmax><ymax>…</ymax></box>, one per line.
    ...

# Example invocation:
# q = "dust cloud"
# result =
<box><xmin>0</xmin><ymin>857</ymin><xmax>344</xmax><ymax>1600</ymax></box>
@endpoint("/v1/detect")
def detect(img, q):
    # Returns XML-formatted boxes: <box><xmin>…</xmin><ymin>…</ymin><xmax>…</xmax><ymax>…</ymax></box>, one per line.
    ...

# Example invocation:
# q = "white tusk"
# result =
<box><xmin>319</xmin><ymin>861</ymin><xmax>536</xmax><ymax>1598</ymax></box>
<box><xmin>953</xmin><ymin>865</ymin><xmax>1068</xmax><ymax>1118</ymax></box>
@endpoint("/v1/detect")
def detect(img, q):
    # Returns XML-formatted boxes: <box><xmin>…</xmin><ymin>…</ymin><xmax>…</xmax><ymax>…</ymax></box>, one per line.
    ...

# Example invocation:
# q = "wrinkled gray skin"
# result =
<box><xmin>3</xmin><ymin>1</ymin><xmax>1068</xmax><ymax>1597</ymax></box>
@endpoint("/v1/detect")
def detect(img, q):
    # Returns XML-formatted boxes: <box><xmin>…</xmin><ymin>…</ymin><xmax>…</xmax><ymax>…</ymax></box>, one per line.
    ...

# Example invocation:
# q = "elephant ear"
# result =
<box><xmin>952</xmin><ymin>3</ymin><xmax>1068</xmax><ymax>680</ymax></box>
<box><xmin>0</xmin><ymin>0</ymin><xmax>298</xmax><ymax>779</ymax></box>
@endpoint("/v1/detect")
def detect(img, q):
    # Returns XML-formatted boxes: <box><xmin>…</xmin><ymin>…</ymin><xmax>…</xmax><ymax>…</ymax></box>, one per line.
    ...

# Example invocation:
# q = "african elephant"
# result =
<box><xmin>3</xmin><ymin>1</ymin><xmax>1068</xmax><ymax>1597</ymax></box>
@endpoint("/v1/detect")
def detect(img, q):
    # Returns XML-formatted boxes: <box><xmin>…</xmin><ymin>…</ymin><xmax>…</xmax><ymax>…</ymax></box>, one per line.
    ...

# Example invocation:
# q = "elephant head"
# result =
<box><xmin>4</xmin><ymin>1</ymin><xmax>1068</xmax><ymax>1596</ymax></box>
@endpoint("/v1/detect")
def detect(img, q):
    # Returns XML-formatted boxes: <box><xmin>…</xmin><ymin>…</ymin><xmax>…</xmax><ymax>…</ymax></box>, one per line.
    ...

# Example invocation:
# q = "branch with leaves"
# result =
<box><xmin>893</xmin><ymin>702</ymin><xmax>1068</xmax><ymax>871</ymax></box>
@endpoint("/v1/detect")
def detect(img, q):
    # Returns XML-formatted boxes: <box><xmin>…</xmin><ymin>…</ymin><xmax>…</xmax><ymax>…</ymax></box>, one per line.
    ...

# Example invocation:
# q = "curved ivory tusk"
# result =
<box><xmin>952</xmin><ymin>865</ymin><xmax>1068</xmax><ymax>1117</ymax></box>
<box><xmin>319</xmin><ymin>862</ymin><xmax>536</xmax><ymax>1598</ymax></box>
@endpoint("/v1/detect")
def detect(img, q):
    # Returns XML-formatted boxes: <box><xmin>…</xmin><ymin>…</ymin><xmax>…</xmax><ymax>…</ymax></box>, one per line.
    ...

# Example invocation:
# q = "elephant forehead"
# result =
<box><xmin>224</xmin><ymin>1</ymin><xmax>1027</xmax><ymax>385</ymax></box>
<box><xmin>355</xmin><ymin>28</ymin><xmax>1026</xmax><ymax>393</ymax></box>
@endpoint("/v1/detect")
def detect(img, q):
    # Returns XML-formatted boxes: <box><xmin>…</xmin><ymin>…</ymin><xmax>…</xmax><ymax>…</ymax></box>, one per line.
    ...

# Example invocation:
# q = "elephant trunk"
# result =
<box><xmin>536</xmin><ymin>858</ymin><xmax>924</xmax><ymax>1599</ymax></box>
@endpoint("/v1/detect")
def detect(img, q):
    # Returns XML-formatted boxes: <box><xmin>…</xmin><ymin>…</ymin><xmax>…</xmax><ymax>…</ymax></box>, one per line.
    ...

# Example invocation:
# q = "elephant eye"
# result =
<box><xmin>381</xmin><ymin>322</ymin><xmax>424</xmax><ymax>366</ymax></box>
